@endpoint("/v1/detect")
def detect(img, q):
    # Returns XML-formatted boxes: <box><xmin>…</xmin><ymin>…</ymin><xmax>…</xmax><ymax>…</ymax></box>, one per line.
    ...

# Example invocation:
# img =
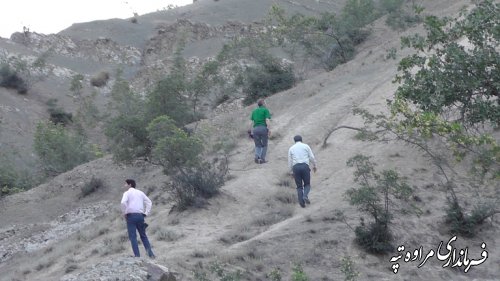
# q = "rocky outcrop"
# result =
<box><xmin>0</xmin><ymin>201</ymin><xmax>111</xmax><ymax>263</ymax></box>
<box><xmin>143</xmin><ymin>19</ymin><xmax>265</xmax><ymax>66</ymax></box>
<box><xmin>10</xmin><ymin>32</ymin><xmax>141</xmax><ymax>65</ymax></box>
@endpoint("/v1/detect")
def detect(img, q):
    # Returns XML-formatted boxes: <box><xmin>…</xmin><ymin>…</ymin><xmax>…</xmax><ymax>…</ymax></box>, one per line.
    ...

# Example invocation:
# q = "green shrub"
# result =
<box><xmin>291</xmin><ymin>264</ymin><xmax>308</xmax><ymax>281</ymax></box>
<box><xmin>147</xmin><ymin>115</ymin><xmax>203</xmax><ymax>170</ymax></box>
<box><xmin>344</xmin><ymin>154</ymin><xmax>412</xmax><ymax>254</ymax></box>
<box><xmin>0</xmin><ymin>166</ymin><xmax>28</xmax><ymax>197</ymax></box>
<box><xmin>0</xmin><ymin>63</ymin><xmax>28</xmax><ymax>94</ymax></box>
<box><xmin>146</xmin><ymin>74</ymin><xmax>193</xmax><ymax>126</ymax></box>
<box><xmin>445</xmin><ymin>198</ymin><xmax>496</xmax><ymax>237</ymax></box>
<box><xmin>340</xmin><ymin>256</ymin><xmax>359</xmax><ymax>281</ymax></box>
<box><xmin>169</xmin><ymin>159</ymin><xmax>228</xmax><ymax>211</ymax></box>
<box><xmin>268</xmin><ymin>268</ymin><xmax>282</xmax><ymax>281</ymax></box>
<box><xmin>194</xmin><ymin>261</ymin><xmax>242</xmax><ymax>281</ymax></box>
<box><xmin>33</xmin><ymin>122</ymin><xmax>96</xmax><ymax>176</ymax></box>
<box><xmin>354</xmin><ymin>217</ymin><xmax>393</xmax><ymax>254</ymax></box>
<box><xmin>105</xmin><ymin>114</ymin><xmax>150</xmax><ymax>162</ymax></box>
<box><xmin>242</xmin><ymin>58</ymin><xmax>295</xmax><ymax>105</ymax></box>
<box><xmin>70</xmin><ymin>74</ymin><xmax>84</xmax><ymax>96</ymax></box>
<box><xmin>90</xmin><ymin>71</ymin><xmax>110</xmax><ymax>87</ymax></box>
<box><xmin>104</xmin><ymin>72</ymin><xmax>150</xmax><ymax>162</ymax></box>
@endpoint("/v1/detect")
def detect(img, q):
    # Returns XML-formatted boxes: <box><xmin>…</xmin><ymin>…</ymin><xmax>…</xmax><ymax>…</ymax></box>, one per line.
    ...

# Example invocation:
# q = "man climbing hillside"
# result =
<box><xmin>121</xmin><ymin>179</ymin><xmax>155</xmax><ymax>258</ymax></box>
<box><xmin>288</xmin><ymin>135</ymin><xmax>317</xmax><ymax>208</ymax></box>
<box><xmin>250</xmin><ymin>99</ymin><xmax>272</xmax><ymax>164</ymax></box>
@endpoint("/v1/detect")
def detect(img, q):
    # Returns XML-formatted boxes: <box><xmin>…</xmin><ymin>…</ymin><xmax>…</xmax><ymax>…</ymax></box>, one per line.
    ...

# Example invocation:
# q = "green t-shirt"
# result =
<box><xmin>251</xmin><ymin>106</ymin><xmax>271</xmax><ymax>127</ymax></box>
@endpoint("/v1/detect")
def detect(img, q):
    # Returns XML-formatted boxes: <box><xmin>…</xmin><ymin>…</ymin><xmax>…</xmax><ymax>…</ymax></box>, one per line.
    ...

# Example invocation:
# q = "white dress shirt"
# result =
<box><xmin>288</xmin><ymin>141</ymin><xmax>317</xmax><ymax>171</ymax></box>
<box><xmin>121</xmin><ymin>188</ymin><xmax>152</xmax><ymax>216</ymax></box>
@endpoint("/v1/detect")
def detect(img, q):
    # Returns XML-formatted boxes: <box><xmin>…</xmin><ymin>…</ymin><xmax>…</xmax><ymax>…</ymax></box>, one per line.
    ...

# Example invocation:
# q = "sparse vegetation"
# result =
<box><xmin>291</xmin><ymin>263</ymin><xmax>308</xmax><ymax>281</ymax></box>
<box><xmin>33</xmin><ymin>121</ymin><xmax>97</xmax><ymax>176</ymax></box>
<box><xmin>344</xmin><ymin>154</ymin><xmax>412</xmax><ymax>254</ymax></box>
<box><xmin>350</xmin><ymin>0</ymin><xmax>499</xmax><ymax>238</ymax></box>
<box><xmin>194</xmin><ymin>261</ymin><xmax>242</xmax><ymax>281</ymax></box>
<box><xmin>340</xmin><ymin>256</ymin><xmax>359</xmax><ymax>281</ymax></box>
<box><xmin>70</xmin><ymin>74</ymin><xmax>84</xmax><ymax>96</ymax></box>
<box><xmin>268</xmin><ymin>268</ymin><xmax>282</xmax><ymax>281</ymax></box>
<box><xmin>80</xmin><ymin>177</ymin><xmax>104</xmax><ymax>197</ymax></box>
<box><xmin>242</xmin><ymin>56</ymin><xmax>295</xmax><ymax>105</ymax></box>
<box><xmin>380</xmin><ymin>0</ymin><xmax>423</xmax><ymax>30</ymax></box>
<box><xmin>0</xmin><ymin>155</ymin><xmax>36</xmax><ymax>197</ymax></box>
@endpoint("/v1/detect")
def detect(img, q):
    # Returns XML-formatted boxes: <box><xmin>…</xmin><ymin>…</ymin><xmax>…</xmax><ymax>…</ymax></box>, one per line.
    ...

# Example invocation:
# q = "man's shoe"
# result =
<box><xmin>260</xmin><ymin>160</ymin><xmax>267</xmax><ymax>164</ymax></box>
<box><xmin>300</xmin><ymin>202</ymin><xmax>306</xmax><ymax>208</ymax></box>
<box><xmin>304</xmin><ymin>198</ymin><xmax>310</xmax><ymax>204</ymax></box>
<box><xmin>255</xmin><ymin>158</ymin><xmax>259</xmax><ymax>163</ymax></box>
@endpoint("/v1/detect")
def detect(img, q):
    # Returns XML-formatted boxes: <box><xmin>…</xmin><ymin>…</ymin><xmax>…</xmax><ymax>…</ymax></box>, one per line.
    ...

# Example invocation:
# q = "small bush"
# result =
<box><xmin>0</xmin><ymin>63</ymin><xmax>28</xmax><ymax>94</ymax></box>
<box><xmin>445</xmin><ymin>198</ymin><xmax>496</xmax><ymax>237</ymax></box>
<box><xmin>194</xmin><ymin>261</ymin><xmax>242</xmax><ymax>281</ymax></box>
<box><xmin>34</xmin><ymin>121</ymin><xmax>97</xmax><ymax>176</ymax></box>
<box><xmin>90</xmin><ymin>71</ymin><xmax>110</xmax><ymax>87</ymax></box>
<box><xmin>268</xmin><ymin>268</ymin><xmax>282</xmax><ymax>281</ymax></box>
<box><xmin>80</xmin><ymin>177</ymin><xmax>104</xmax><ymax>197</ymax></box>
<box><xmin>340</xmin><ymin>256</ymin><xmax>359</xmax><ymax>281</ymax></box>
<box><xmin>0</xmin><ymin>159</ymin><xmax>36</xmax><ymax>197</ymax></box>
<box><xmin>344</xmin><ymin>154</ymin><xmax>412</xmax><ymax>254</ymax></box>
<box><xmin>354</xmin><ymin>217</ymin><xmax>393</xmax><ymax>254</ymax></box>
<box><xmin>242</xmin><ymin>57</ymin><xmax>295</xmax><ymax>105</ymax></box>
<box><xmin>169</xmin><ymin>159</ymin><xmax>228</xmax><ymax>211</ymax></box>
<box><xmin>47</xmin><ymin>99</ymin><xmax>73</xmax><ymax>126</ymax></box>
<box><xmin>156</xmin><ymin>229</ymin><xmax>183</xmax><ymax>242</ymax></box>
<box><xmin>291</xmin><ymin>264</ymin><xmax>308</xmax><ymax>281</ymax></box>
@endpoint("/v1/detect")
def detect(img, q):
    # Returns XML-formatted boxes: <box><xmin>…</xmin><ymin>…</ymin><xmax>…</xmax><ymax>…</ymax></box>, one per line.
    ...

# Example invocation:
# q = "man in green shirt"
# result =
<box><xmin>250</xmin><ymin>99</ymin><xmax>272</xmax><ymax>164</ymax></box>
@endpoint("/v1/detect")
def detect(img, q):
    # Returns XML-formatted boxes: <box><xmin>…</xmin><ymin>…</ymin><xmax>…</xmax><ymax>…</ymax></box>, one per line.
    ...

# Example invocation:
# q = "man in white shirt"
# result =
<box><xmin>288</xmin><ymin>135</ymin><xmax>317</xmax><ymax>208</ymax></box>
<box><xmin>121</xmin><ymin>179</ymin><xmax>155</xmax><ymax>258</ymax></box>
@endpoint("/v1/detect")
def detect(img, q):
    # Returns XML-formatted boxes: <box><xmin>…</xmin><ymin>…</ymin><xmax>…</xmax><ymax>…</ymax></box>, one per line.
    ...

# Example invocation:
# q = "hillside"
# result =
<box><xmin>0</xmin><ymin>0</ymin><xmax>498</xmax><ymax>281</ymax></box>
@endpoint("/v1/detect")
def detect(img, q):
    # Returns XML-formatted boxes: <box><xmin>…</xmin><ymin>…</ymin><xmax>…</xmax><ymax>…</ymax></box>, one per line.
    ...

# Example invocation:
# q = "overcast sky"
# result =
<box><xmin>0</xmin><ymin>0</ymin><xmax>192</xmax><ymax>38</ymax></box>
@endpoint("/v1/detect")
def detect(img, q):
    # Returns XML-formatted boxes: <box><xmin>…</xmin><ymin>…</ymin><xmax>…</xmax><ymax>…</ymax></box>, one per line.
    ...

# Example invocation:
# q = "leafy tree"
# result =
<box><xmin>395</xmin><ymin>0</ymin><xmax>499</xmax><ymax>126</ymax></box>
<box><xmin>342</xmin><ymin>0</ymin><xmax>377</xmax><ymax>30</ymax></box>
<box><xmin>380</xmin><ymin>0</ymin><xmax>423</xmax><ymax>30</ymax></box>
<box><xmin>338</xmin><ymin>1</ymin><xmax>499</xmax><ymax>238</ymax></box>
<box><xmin>34</xmin><ymin>122</ymin><xmax>96</xmax><ymax>176</ymax></box>
<box><xmin>0</xmin><ymin>157</ymin><xmax>36</xmax><ymax>197</ymax></box>
<box><xmin>147</xmin><ymin>115</ymin><xmax>227</xmax><ymax>210</ymax></box>
<box><xmin>105</xmin><ymin>70</ymin><xmax>150</xmax><ymax>162</ymax></box>
<box><xmin>268</xmin><ymin>3</ymin><xmax>372</xmax><ymax>70</ymax></box>
<box><xmin>243</xmin><ymin>55</ymin><xmax>295</xmax><ymax>105</ymax></box>
<box><xmin>147</xmin><ymin>74</ymin><xmax>191</xmax><ymax>126</ymax></box>
<box><xmin>147</xmin><ymin>115</ymin><xmax>203</xmax><ymax>171</ymax></box>
<box><xmin>344</xmin><ymin>155</ymin><xmax>412</xmax><ymax>253</ymax></box>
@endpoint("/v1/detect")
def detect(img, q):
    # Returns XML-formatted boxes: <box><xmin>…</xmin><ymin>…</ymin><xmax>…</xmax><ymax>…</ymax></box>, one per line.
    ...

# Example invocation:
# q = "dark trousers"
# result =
<box><xmin>293</xmin><ymin>163</ymin><xmax>311</xmax><ymax>205</ymax></box>
<box><xmin>253</xmin><ymin>126</ymin><xmax>269</xmax><ymax>161</ymax></box>
<box><xmin>126</xmin><ymin>213</ymin><xmax>154</xmax><ymax>257</ymax></box>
